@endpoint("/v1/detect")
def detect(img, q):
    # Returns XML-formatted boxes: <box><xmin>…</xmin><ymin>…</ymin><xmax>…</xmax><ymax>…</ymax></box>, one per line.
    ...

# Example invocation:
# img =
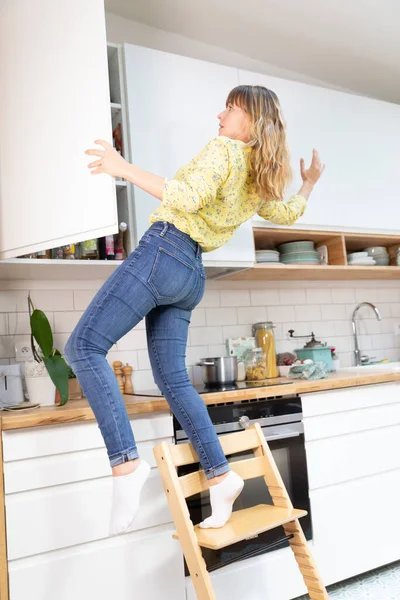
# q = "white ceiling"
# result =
<box><xmin>105</xmin><ymin>0</ymin><xmax>400</xmax><ymax>104</ymax></box>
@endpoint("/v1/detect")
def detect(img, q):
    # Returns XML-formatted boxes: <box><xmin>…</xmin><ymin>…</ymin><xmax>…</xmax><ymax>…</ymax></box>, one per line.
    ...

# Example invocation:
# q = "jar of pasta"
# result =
<box><xmin>243</xmin><ymin>348</ymin><xmax>267</xmax><ymax>381</ymax></box>
<box><xmin>252</xmin><ymin>321</ymin><xmax>279</xmax><ymax>378</ymax></box>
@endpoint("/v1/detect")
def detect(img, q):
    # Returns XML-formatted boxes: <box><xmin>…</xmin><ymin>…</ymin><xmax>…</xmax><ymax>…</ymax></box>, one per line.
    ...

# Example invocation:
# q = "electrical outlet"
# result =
<box><xmin>15</xmin><ymin>339</ymin><xmax>34</xmax><ymax>362</ymax></box>
<box><xmin>394</xmin><ymin>322</ymin><xmax>400</xmax><ymax>337</ymax></box>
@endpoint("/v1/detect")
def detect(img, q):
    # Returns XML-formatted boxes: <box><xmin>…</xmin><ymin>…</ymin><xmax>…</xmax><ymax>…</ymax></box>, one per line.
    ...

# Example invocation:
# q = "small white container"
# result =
<box><xmin>332</xmin><ymin>358</ymin><xmax>341</xmax><ymax>371</ymax></box>
<box><xmin>24</xmin><ymin>361</ymin><xmax>56</xmax><ymax>406</ymax></box>
<box><xmin>25</xmin><ymin>376</ymin><xmax>56</xmax><ymax>406</ymax></box>
<box><xmin>278</xmin><ymin>365</ymin><xmax>291</xmax><ymax>378</ymax></box>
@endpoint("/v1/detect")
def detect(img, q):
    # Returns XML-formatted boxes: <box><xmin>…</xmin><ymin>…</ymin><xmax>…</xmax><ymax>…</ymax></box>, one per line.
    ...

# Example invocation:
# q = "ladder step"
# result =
<box><xmin>173</xmin><ymin>504</ymin><xmax>307</xmax><ymax>550</ymax></box>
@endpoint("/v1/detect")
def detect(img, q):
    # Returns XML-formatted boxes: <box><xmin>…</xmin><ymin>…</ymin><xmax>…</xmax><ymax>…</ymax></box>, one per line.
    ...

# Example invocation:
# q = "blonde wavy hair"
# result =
<box><xmin>226</xmin><ymin>85</ymin><xmax>292</xmax><ymax>201</ymax></box>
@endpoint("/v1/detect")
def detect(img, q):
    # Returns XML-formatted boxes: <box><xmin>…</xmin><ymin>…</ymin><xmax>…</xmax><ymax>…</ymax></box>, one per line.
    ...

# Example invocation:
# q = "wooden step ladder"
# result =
<box><xmin>154</xmin><ymin>422</ymin><xmax>329</xmax><ymax>600</ymax></box>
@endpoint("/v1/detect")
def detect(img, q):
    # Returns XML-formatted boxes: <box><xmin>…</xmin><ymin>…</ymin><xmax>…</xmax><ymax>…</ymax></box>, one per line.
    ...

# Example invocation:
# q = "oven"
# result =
<box><xmin>174</xmin><ymin>395</ymin><xmax>312</xmax><ymax>572</ymax></box>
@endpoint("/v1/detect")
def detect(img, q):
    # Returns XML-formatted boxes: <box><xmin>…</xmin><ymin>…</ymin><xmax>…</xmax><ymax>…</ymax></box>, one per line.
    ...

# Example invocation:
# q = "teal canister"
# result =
<box><xmin>295</xmin><ymin>346</ymin><xmax>334</xmax><ymax>371</ymax></box>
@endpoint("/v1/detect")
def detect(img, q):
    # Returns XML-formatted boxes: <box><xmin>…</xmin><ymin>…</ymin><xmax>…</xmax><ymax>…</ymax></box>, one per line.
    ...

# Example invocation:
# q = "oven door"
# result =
<box><xmin>178</xmin><ymin>423</ymin><xmax>312</xmax><ymax>573</ymax></box>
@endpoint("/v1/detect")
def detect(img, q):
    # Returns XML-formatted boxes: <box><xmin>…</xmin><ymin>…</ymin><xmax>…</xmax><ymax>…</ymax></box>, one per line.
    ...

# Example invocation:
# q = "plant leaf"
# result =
<box><xmin>44</xmin><ymin>355</ymin><xmax>69</xmax><ymax>405</ymax></box>
<box><xmin>30</xmin><ymin>309</ymin><xmax>53</xmax><ymax>358</ymax></box>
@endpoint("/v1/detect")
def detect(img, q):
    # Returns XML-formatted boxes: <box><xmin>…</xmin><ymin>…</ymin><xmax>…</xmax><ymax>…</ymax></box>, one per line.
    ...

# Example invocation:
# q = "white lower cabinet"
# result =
<box><xmin>8</xmin><ymin>524</ymin><xmax>185</xmax><ymax>600</ymax></box>
<box><xmin>311</xmin><ymin>468</ymin><xmax>400</xmax><ymax>585</ymax></box>
<box><xmin>303</xmin><ymin>383</ymin><xmax>400</xmax><ymax>587</ymax></box>
<box><xmin>4</xmin><ymin>414</ymin><xmax>185</xmax><ymax>600</ymax></box>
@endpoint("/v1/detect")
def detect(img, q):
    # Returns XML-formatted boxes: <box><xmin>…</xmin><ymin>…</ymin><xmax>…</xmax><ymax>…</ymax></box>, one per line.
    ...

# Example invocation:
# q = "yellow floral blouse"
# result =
<box><xmin>149</xmin><ymin>136</ymin><xmax>307</xmax><ymax>253</ymax></box>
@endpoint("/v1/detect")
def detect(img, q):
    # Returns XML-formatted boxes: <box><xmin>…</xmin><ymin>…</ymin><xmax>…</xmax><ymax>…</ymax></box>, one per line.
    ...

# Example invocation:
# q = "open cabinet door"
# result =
<box><xmin>0</xmin><ymin>0</ymin><xmax>118</xmax><ymax>259</ymax></box>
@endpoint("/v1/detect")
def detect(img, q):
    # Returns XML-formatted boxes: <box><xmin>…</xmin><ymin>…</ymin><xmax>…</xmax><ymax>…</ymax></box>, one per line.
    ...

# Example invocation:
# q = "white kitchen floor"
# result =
<box><xmin>295</xmin><ymin>561</ymin><xmax>400</xmax><ymax>599</ymax></box>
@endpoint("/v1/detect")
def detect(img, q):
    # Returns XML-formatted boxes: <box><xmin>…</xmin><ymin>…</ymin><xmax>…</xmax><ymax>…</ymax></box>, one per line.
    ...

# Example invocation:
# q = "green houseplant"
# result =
<box><xmin>25</xmin><ymin>294</ymin><xmax>69</xmax><ymax>406</ymax></box>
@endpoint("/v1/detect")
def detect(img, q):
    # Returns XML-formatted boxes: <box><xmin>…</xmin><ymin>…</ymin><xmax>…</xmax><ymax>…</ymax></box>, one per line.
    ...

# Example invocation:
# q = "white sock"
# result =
<box><xmin>199</xmin><ymin>471</ymin><xmax>244</xmax><ymax>529</ymax></box>
<box><xmin>109</xmin><ymin>460</ymin><xmax>151</xmax><ymax>536</ymax></box>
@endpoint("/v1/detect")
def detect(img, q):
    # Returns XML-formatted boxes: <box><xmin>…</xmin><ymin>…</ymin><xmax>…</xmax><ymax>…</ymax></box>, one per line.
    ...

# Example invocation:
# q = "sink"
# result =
<box><xmin>338</xmin><ymin>362</ymin><xmax>400</xmax><ymax>374</ymax></box>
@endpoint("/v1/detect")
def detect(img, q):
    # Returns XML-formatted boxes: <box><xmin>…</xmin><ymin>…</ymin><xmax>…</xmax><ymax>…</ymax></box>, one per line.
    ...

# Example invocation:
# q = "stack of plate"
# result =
<box><xmin>364</xmin><ymin>246</ymin><xmax>390</xmax><ymax>266</ymax></box>
<box><xmin>347</xmin><ymin>251</ymin><xmax>376</xmax><ymax>266</ymax></box>
<box><xmin>255</xmin><ymin>249</ymin><xmax>280</xmax><ymax>263</ymax></box>
<box><xmin>278</xmin><ymin>241</ymin><xmax>321</xmax><ymax>265</ymax></box>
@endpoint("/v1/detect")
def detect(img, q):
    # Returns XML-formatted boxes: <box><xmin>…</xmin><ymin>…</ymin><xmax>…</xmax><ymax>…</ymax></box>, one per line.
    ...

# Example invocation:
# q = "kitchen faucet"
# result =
<box><xmin>352</xmin><ymin>302</ymin><xmax>382</xmax><ymax>366</ymax></box>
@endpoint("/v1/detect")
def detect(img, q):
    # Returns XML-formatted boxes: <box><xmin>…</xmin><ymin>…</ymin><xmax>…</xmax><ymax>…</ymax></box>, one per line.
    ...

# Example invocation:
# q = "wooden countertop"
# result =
<box><xmin>1</xmin><ymin>369</ymin><xmax>399</xmax><ymax>431</ymax></box>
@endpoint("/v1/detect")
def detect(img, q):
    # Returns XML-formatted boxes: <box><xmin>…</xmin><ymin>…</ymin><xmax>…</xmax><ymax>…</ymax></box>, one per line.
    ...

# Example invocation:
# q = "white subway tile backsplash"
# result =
<box><xmin>222</xmin><ymin>324</ymin><xmax>251</xmax><ymax>339</ymax></box>
<box><xmin>268</xmin><ymin>306</ymin><xmax>295</xmax><ymax>323</ymax></box>
<box><xmin>220</xmin><ymin>290</ymin><xmax>250</xmax><ymax>306</ymax></box>
<box><xmin>364</xmin><ymin>319</ymin><xmax>382</xmax><ymax>335</ymax></box>
<box><xmin>0</xmin><ymin>291</ymin><xmax>29</xmax><ymax>312</ymax></box>
<box><xmin>1</xmin><ymin>279</ymin><xmax>398</xmax><ymax>395</ymax></box>
<box><xmin>331</xmin><ymin>289</ymin><xmax>356</xmax><ymax>304</ymax></box>
<box><xmin>294</xmin><ymin>306</ymin><xmax>322</xmax><ymax>322</ymax></box>
<box><xmin>117</xmin><ymin>328</ymin><xmax>148</xmax><ymax>351</ymax></box>
<box><xmin>190</xmin><ymin>326</ymin><xmax>223</xmax><ymax>346</ymax></box>
<box><xmin>198</xmin><ymin>290</ymin><xmax>220</xmax><ymax>308</ymax></box>
<box><xmin>306</xmin><ymin>289</ymin><xmax>332</xmax><ymax>305</ymax></box>
<box><xmin>279</xmin><ymin>289</ymin><xmax>306</xmax><ymax>305</ymax></box>
<box><xmin>189</xmin><ymin>308</ymin><xmax>206</xmax><ymax>327</ymax></box>
<box><xmin>185</xmin><ymin>346</ymin><xmax>208</xmax><ymax>366</ymax></box>
<box><xmin>321</xmin><ymin>305</ymin><xmax>347</xmax><ymax>321</ymax></box>
<box><xmin>206</xmin><ymin>307</ymin><xmax>237</xmax><ymax>326</ymax></box>
<box><xmin>390</xmin><ymin>304</ymin><xmax>400</xmax><ymax>317</ymax></box>
<box><xmin>355</xmin><ymin>288</ymin><xmax>378</xmax><ymax>303</ymax></box>
<box><xmin>132</xmin><ymin>369</ymin><xmax>156</xmax><ymax>391</ymax></box>
<box><xmin>29</xmin><ymin>290</ymin><xmax>74</xmax><ymax>312</ymax></box>
<box><xmin>334</xmin><ymin>321</ymin><xmax>352</xmax><ymax>336</ymax></box>
<box><xmin>0</xmin><ymin>337</ymin><xmax>16</xmax><ymax>359</ymax></box>
<box><xmin>372</xmin><ymin>334</ymin><xmax>396</xmax><ymax>349</ymax></box>
<box><xmin>237</xmin><ymin>306</ymin><xmax>267</xmax><ymax>325</ymax></box>
<box><xmin>8</xmin><ymin>312</ymin><xmax>35</xmax><ymax>336</ymax></box>
<box><xmin>74</xmin><ymin>290</ymin><xmax>97</xmax><ymax>310</ymax></box>
<box><xmin>313</xmin><ymin>321</ymin><xmax>336</xmax><ymax>337</ymax></box>
<box><xmin>377</xmin><ymin>288</ymin><xmax>400</xmax><ymax>303</ymax></box>
<box><xmin>207</xmin><ymin>344</ymin><xmax>227</xmax><ymax>356</ymax></box>
<box><xmin>137</xmin><ymin>349</ymin><xmax>151</xmax><ymax>370</ymax></box>
<box><xmin>52</xmin><ymin>333</ymin><xmax>72</xmax><ymax>354</ymax></box>
<box><xmin>0</xmin><ymin>314</ymin><xmax>8</xmax><ymax>335</ymax></box>
<box><xmin>250</xmin><ymin>289</ymin><xmax>279</xmax><ymax>306</ymax></box>
<box><xmin>54</xmin><ymin>311</ymin><xmax>83</xmax><ymax>333</ymax></box>
<box><xmin>330</xmin><ymin>336</ymin><xmax>353</xmax><ymax>352</ymax></box>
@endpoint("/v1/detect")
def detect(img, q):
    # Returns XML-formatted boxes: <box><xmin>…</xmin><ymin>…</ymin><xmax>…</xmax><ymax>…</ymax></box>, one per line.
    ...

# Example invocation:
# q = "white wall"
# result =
<box><xmin>105</xmin><ymin>12</ymin><xmax>354</xmax><ymax>94</ymax></box>
<box><xmin>3</xmin><ymin>278</ymin><xmax>400</xmax><ymax>392</ymax></box>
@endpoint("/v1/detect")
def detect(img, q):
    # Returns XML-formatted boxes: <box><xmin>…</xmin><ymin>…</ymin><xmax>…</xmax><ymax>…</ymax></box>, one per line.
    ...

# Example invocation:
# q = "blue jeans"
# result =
<box><xmin>64</xmin><ymin>221</ymin><xmax>229</xmax><ymax>479</ymax></box>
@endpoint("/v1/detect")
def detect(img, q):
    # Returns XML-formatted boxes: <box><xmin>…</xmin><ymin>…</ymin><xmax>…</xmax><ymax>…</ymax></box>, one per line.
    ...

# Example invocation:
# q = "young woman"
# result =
<box><xmin>64</xmin><ymin>85</ymin><xmax>325</xmax><ymax>536</ymax></box>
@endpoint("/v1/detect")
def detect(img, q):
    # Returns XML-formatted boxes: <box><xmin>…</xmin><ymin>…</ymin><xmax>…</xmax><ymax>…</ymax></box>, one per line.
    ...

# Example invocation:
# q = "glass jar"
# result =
<box><xmin>243</xmin><ymin>347</ymin><xmax>267</xmax><ymax>381</ymax></box>
<box><xmin>252</xmin><ymin>321</ymin><xmax>279</xmax><ymax>378</ymax></box>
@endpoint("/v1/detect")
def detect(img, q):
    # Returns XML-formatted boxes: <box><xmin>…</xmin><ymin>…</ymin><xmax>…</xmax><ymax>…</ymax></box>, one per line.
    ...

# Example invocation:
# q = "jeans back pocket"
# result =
<box><xmin>148</xmin><ymin>247</ymin><xmax>195</xmax><ymax>303</ymax></box>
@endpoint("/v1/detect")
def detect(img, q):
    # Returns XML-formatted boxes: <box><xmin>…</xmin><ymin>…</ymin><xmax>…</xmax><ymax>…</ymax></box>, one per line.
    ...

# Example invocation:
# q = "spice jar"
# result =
<box><xmin>243</xmin><ymin>347</ymin><xmax>267</xmax><ymax>381</ymax></box>
<box><xmin>252</xmin><ymin>321</ymin><xmax>279</xmax><ymax>378</ymax></box>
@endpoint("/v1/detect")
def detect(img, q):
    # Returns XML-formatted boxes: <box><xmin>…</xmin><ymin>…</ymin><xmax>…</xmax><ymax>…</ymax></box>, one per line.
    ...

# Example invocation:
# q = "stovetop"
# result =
<box><xmin>130</xmin><ymin>379</ymin><xmax>293</xmax><ymax>397</ymax></box>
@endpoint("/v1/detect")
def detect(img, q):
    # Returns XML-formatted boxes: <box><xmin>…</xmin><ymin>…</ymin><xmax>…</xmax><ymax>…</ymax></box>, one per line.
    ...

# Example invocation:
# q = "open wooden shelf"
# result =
<box><xmin>222</xmin><ymin>227</ymin><xmax>400</xmax><ymax>280</ymax></box>
<box><xmin>224</xmin><ymin>263</ymin><xmax>400</xmax><ymax>281</ymax></box>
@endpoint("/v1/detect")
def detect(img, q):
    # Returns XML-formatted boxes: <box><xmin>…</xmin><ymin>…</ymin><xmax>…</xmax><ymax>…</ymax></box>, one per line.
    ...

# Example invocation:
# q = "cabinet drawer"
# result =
<box><xmin>6</xmin><ymin>469</ymin><xmax>171</xmax><ymax>560</ymax></box>
<box><xmin>310</xmin><ymin>469</ymin><xmax>400</xmax><ymax>584</ymax></box>
<box><xmin>302</xmin><ymin>383</ymin><xmax>399</xmax><ymax>418</ymax></box>
<box><xmin>4</xmin><ymin>438</ymin><xmax>171</xmax><ymax>494</ymax></box>
<box><xmin>303</xmin><ymin>400</ymin><xmax>400</xmax><ymax>441</ymax></box>
<box><xmin>8</xmin><ymin>524</ymin><xmax>185</xmax><ymax>600</ymax></box>
<box><xmin>2</xmin><ymin>413</ymin><xmax>173</xmax><ymax>461</ymax></box>
<box><xmin>306</xmin><ymin>424</ymin><xmax>400</xmax><ymax>489</ymax></box>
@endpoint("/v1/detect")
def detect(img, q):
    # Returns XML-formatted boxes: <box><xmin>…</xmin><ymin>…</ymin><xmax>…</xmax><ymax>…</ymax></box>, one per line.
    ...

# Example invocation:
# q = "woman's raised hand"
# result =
<box><xmin>85</xmin><ymin>140</ymin><xmax>128</xmax><ymax>178</ymax></box>
<box><xmin>300</xmin><ymin>149</ymin><xmax>326</xmax><ymax>186</ymax></box>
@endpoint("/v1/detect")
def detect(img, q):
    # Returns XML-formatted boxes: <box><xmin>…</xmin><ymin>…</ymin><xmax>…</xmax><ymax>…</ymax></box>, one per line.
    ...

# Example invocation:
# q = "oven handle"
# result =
<box><xmin>264</xmin><ymin>431</ymin><xmax>301</xmax><ymax>442</ymax></box>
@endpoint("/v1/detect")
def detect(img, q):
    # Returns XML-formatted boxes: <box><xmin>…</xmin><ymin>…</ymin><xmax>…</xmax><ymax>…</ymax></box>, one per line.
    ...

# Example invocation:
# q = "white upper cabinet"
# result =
<box><xmin>0</xmin><ymin>0</ymin><xmax>118</xmax><ymax>259</ymax></box>
<box><xmin>239</xmin><ymin>70</ymin><xmax>400</xmax><ymax>233</ymax></box>
<box><xmin>123</xmin><ymin>44</ymin><xmax>255</xmax><ymax>266</ymax></box>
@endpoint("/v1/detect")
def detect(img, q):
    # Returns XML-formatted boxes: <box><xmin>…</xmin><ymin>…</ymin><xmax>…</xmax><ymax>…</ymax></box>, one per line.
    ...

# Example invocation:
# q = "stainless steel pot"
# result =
<box><xmin>197</xmin><ymin>356</ymin><xmax>238</xmax><ymax>385</ymax></box>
